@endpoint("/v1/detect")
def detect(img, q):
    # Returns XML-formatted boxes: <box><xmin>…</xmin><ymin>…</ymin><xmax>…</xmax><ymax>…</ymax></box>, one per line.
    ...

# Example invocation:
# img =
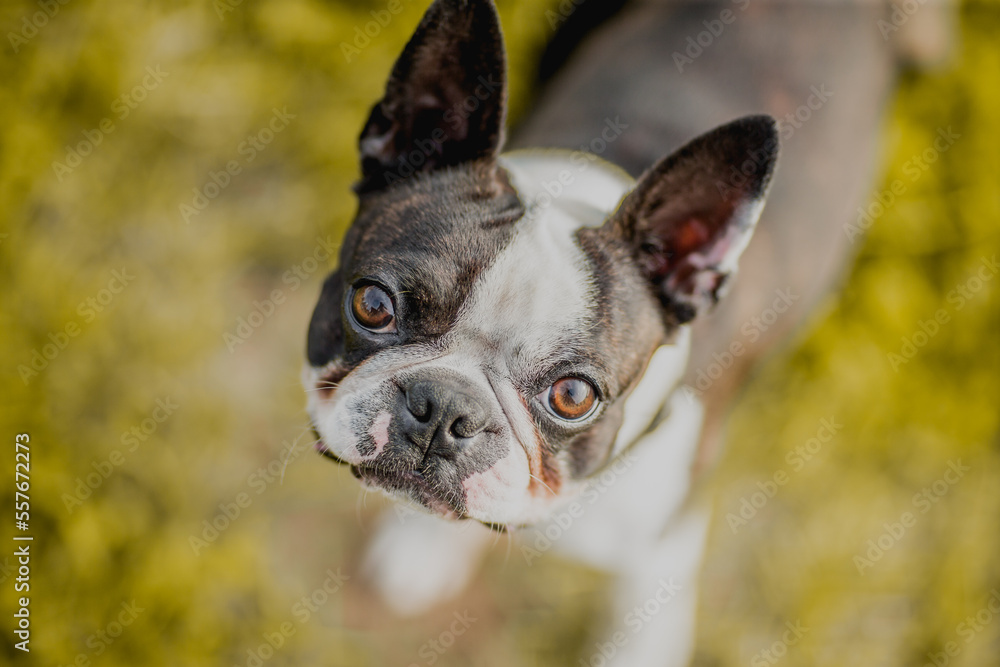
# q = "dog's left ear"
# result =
<box><xmin>355</xmin><ymin>0</ymin><xmax>508</xmax><ymax>194</ymax></box>
<box><xmin>604</xmin><ymin>115</ymin><xmax>779</xmax><ymax>326</ymax></box>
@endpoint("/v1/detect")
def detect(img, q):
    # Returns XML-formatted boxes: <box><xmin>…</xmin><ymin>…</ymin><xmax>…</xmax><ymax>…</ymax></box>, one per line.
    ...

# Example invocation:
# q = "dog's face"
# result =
<box><xmin>304</xmin><ymin>0</ymin><xmax>777</xmax><ymax>526</ymax></box>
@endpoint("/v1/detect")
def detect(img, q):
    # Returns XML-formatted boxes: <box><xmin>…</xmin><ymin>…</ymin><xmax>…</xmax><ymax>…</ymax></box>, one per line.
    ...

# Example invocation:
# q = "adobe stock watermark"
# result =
<box><xmin>51</xmin><ymin>66</ymin><xmax>169</xmax><ymax>181</ymax></box>
<box><xmin>406</xmin><ymin>610</ymin><xmax>477</xmax><ymax>667</ymax></box>
<box><xmin>524</xmin><ymin>116</ymin><xmax>630</xmax><ymax>213</ymax></box>
<box><xmin>878</xmin><ymin>0</ymin><xmax>935</xmax><ymax>41</ymax></box>
<box><xmin>683</xmin><ymin>287</ymin><xmax>799</xmax><ymax>403</ymax></box>
<box><xmin>776</xmin><ymin>84</ymin><xmax>833</xmax><ymax>142</ymax></box>
<box><xmin>714</xmin><ymin>129</ymin><xmax>780</xmax><ymax>201</ymax></box>
<box><xmin>223</xmin><ymin>235</ymin><xmax>338</xmax><ymax>353</ymax></box>
<box><xmin>61</xmin><ymin>397</ymin><xmax>179</xmax><ymax>513</ymax></box>
<box><xmin>886</xmin><ymin>254</ymin><xmax>997</xmax><ymax>372</ymax></box>
<box><xmin>672</xmin><ymin>0</ymin><xmax>751</xmax><ymax>73</ymax></box>
<box><xmin>925</xmin><ymin>589</ymin><xmax>1000</xmax><ymax>667</ymax></box>
<box><xmin>57</xmin><ymin>600</ymin><xmax>144</xmax><ymax>667</ymax></box>
<box><xmin>725</xmin><ymin>417</ymin><xmax>842</xmax><ymax>534</ymax></box>
<box><xmin>232</xmin><ymin>568</ymin><xmax>349</xmax><ymax>667</ymax></box>
<box><xmin>340</xmin><ymin>0</ymin><xmax>418</xmax><ymax>62</ymax></box>
<box><xmin>579</xmin><ymin>578</ymin><xmax>683</xmax><ymax>667</ymax></box>
<box><xmin>189</xmin><ymin>436</ymin><xmax>313</xmax><ymax>555</ymax></box>
<box><xmin>750</xmin><ymin>620</ymin><xmax>809</xmax><ymax>667</ymax></box>
<box><xmin>213</xmin><ymin>0</ymin><xmax>244</xmax><ymax>20</ymax></box>
<box><xmin>180</xmin><ymin>107</ymin><xmax>296</xmax><ymax>224</ymax></box>
<box><xmin>844</xmin><ymin>126</ymin><xmax>960</xmax><ymax>243</ymax></box>
<box><xmin>17</xmin><ymin>267</ymin><xmax>136</xmax><ymax>385</ymax></box>
<box><xmin>544</xmin><ymin>0</ymin><xmax>585</xmax><ymax>32</ymax></box>
<box><xmin>520</xmin><ymin>452</ymin><xmax>636</xmax><ymax>565</ymax></box>
<box><xmin>854</xmin><ymin>459</ymin><xmax>969</xmax><ymax>575</ymax></box>
<box><xmin>7</xmin><ymin>0</ymin><xmax>72</xmax><ymax>54</ymax></box>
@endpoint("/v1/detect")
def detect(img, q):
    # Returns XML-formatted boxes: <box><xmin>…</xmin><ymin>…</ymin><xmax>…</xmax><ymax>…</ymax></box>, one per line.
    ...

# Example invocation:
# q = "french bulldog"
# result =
<box><xmin>302</xmin><ymin>0</ymin><xmax>925</xmax><ymax>663</ymax></box>
<box><xmin>305</xmin><ymin>0</ymin><xmax>775</xmax><ymax>520</ymax></box>
<box><xmin>302</xmin><ymin>0</ymin><xmax>778</xmax><ymax>663</ymax></box>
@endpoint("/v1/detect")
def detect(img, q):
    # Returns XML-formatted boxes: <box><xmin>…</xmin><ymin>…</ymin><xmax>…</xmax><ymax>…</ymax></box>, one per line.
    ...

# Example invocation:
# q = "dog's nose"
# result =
<box><xmin>402</xmin><ymin>376</ymin><xmax>490</xmax><ymax>457</ymax></box>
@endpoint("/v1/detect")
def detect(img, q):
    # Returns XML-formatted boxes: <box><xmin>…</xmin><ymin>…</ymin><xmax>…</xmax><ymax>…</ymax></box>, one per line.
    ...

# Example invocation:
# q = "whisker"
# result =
<box><xmin>527</xmin><ymin>472</ymin><xmax>557</xmax><ymax>497</ymax></box>
<box><xmin>489</xmin><ymin>524</ymin><xmax>501</xmax><ymax>549</ymax></box>
<box><xmin>279</xmin><ymin>425</ymin><xmax>316</xmax><ymax>484</ymax></box>
<box><xmin>304</xmin><ymin>383</ymin><xmax>340</xmax><ymax>393</ymax></box>
<box><xmin>504</xmin><ymin>524</ymin><xmax>513</xmax><ymax>566</ymax></box>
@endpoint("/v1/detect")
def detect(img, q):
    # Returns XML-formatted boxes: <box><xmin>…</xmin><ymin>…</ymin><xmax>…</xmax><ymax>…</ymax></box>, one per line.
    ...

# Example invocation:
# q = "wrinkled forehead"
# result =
<box><xmin>448</xmin><ymin>153</ymin><xmax>640</xmax><ymax>373</ymax></box>
<box><xmin>448</xmin><ymin>201</ymin><xmax>599</xmax><ymax>376</ymax></box>
<box><xmin>341</xmin><ymin>154</ymin><xmax>647</xmax><ymax>380</ymax></box>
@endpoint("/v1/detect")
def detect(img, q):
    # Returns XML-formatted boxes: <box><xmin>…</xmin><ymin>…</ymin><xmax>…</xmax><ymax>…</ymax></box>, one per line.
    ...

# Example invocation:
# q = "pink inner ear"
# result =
<box><xmin>645</xmin><ymin>208</ymin><xmax>729</xmax><ymax>282</ymax></box>
<box><xmin>672</xmin><ymin>216</ymin><xmax>712</xmax><ymax>257</ymax></box>
<box><xmin>665</xmin><ymin>219</ymin><xmax>743</xmax><ymax>300</ymax></box>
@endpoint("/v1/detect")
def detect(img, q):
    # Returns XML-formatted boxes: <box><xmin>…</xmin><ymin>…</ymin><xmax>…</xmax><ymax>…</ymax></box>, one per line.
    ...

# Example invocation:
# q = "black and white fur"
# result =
<box><xmin>304</xmin><ymin>0</ymin><xmax>778</xmax><ymax>664</ymax></box>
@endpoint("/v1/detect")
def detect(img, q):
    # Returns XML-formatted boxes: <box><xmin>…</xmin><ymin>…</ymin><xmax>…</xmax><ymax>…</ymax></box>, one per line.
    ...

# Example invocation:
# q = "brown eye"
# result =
<box><xmin>545</xmin><ymin>377</ymin><xmax>597</xmax><ymax>421</ymax></box>
<box><xmin>351</xmin><ymin>284</ymin><xmax>395</xmax><ymax>332</ymax></box>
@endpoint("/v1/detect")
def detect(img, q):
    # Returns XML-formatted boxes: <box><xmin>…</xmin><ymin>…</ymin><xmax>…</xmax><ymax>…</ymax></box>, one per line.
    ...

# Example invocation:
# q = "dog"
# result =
<box><xmin>302</xmin><ymin>0</ymin><xmax>931</xmax><ymax>663</ymax></box>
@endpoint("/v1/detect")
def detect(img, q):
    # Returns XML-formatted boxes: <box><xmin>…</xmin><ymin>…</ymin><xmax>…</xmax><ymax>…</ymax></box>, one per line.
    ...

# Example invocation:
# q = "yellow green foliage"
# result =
<box><xmin>699</xmin><ymin>6</ymin><xmax>1000</xmax><ymax>666</ymax></box>
<box><xmin>0</xmin><ymin>1</ymin><xmax>997</xmax><ymax>666</ymax></box>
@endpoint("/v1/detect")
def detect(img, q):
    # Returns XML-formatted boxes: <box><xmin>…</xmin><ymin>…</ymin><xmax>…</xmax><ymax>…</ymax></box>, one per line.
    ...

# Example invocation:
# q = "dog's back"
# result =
<box><xmin>513</xmin><ymin>0</ymin><xmax>948</xmax><ymax>465</ymax></box>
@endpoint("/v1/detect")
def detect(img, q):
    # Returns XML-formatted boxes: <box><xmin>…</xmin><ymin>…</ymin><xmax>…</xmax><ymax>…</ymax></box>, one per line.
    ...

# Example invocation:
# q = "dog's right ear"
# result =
<box><xmin>601</xmin><ymin>115</ymin><xmax>779</xmax><ymax>327</ymax></box>
<box><xmin>355</xmin><ymin>0</ymin><xmax>508</xmax><ymax>194</ymax></box>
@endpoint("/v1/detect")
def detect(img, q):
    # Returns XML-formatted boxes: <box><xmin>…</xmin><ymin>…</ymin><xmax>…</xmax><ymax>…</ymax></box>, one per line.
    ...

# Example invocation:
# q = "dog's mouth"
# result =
<box><xmin>354</xmin><ymin>465</ymin><xmax>465</xmax><ymax>519</ymax></box>
<box><xmin>313</xmin><ymin>434</ymin><xmax>465</xmax><ymax>519</ymax></box>
<box><xmin>314</xmin><ymin>437</ymin><xmax>348</xmax><ymax>464</ymax></box>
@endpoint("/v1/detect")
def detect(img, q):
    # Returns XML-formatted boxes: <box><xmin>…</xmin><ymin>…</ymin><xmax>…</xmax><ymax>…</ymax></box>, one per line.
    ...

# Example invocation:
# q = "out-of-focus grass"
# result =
<box><xmin>697</xmin><ymin>6</ymin><xmax>1000</xmax><ymax>666</ymax></box>
<box><xmin>0</xmin><ymin>1</ymin><xmax>997</xmax><ymax>666</ymax></box>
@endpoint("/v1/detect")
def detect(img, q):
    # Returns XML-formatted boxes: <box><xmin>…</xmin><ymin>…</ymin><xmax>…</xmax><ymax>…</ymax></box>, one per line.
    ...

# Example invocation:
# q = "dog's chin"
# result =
<box><xmin>354</xmin><ymin>466</ymin><xmax>466</xmax><ymax>520</ymax></box>
<box><xmin>313</xmin><ymin>436</ymin><xmax>464</xmax><ymax>520</ymax></box>
<box><xmin>313</xmin><ymin>435</ymin><xmax>529</xmax><ymax>527</ymax></box>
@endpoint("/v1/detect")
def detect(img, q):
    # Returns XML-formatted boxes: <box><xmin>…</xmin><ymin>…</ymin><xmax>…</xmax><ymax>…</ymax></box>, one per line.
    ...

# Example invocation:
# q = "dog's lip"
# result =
<box><xmin>311</xmin><ymin>435</ymin><xmax>464</xmax><ymax>519</ymax></box>
<box><xmin>353</xmin><ymin>465</ymin><xmax>464</xmax><ymax>519</ymax></box>
<box><xmin>314</xmin><ymin>438</ymin><xmax>349</xmax><ymax>464</ymax></box>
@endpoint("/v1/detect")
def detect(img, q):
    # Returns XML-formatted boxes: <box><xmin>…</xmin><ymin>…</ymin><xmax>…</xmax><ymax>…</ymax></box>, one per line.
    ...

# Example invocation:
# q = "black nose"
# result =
<box><xmin>401</xmin><ymin>375</ymin><xmax>490</xmax><ymax>457</ymax></box>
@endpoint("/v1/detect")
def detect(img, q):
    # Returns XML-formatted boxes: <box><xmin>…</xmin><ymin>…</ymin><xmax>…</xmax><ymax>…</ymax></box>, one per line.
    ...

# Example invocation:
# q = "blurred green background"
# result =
<box><xmin>1</xmin><ymin>1</ymin><xmax>998</xmax><ymax>666</ymax></box>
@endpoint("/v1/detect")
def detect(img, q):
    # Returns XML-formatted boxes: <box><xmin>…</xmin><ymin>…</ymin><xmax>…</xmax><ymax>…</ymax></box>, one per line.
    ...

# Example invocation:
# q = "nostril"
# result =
<box><xmin>449</xmin><ymin>411</ymin><xmax>487</xmax><ymax>440</ymax></box>
<box><xmin>405</xmin><ymin>389</ymin><xmax>432</xmax><ymax>422</ymax></box>
<box><xmin>402</xmin><ymin>378</ymin><xmax>489</xmax><ymax>451</ymax></box>
<box><xmin>412</xmin><ymin>405</ymin><xmax>432</xmax><ymax>423</ymax></box>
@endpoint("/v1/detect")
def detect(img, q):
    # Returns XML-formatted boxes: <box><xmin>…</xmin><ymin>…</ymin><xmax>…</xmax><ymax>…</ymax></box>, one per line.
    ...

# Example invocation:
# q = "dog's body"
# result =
<box><xmin>303</xmin><ymin>0</ymin><xmax>931</xmax><ymax>664</ymax></box>
<box><xmin>357</xmin><ymin>152</ymin><xmax>712</xmax><ymax>664</ymax></box>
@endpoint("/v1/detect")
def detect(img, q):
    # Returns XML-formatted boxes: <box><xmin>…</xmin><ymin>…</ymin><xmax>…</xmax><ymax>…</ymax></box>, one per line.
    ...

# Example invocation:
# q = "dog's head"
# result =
<box><xmin>304</xmin><ymin>0</ymin><xmax>777</xmax><ymax>525</ymax></box>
